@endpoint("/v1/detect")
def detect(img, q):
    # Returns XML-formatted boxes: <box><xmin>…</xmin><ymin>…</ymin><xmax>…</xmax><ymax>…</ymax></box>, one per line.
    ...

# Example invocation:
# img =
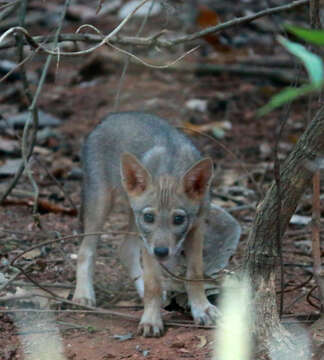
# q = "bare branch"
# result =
<box><xmin>0</xmin><ymin>0</ymin><xmax>20</xmax><ymax>22</ymax></box>
<box><xmin>78</xmin><ymin>23</ymin><xmax>199</xmax><ymax>69</ymax></box>
<box><xmin>0</xmin><ymin>0</ymin><xmax>309</xmax><ymax>52</ymax></box>
<box><xmin>171</xmin><ymin>0</ymin><xmax>309</xmax><ymax>46</ymax></box>
<box><xmin>0</xmin><ymin>50</ymin><xmax>36</xmax><ymax>83</ymax></box>
<box><xmin>107</xmin><ymin>40</ymin><xmax>199</xmax><ymax>68</ymax></box>
<box><xmin>114</xmin><ymin>0</ymin><xmax>156</xmax><ymax>110</ymax></box>
<box><xmin>0</xmin><ymin>0</ymin><xmax>151</xmax><ymax>55</ymax></box>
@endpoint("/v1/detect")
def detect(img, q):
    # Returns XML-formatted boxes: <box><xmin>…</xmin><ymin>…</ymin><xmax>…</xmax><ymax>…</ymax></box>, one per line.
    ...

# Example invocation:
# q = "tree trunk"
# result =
<box><xmin>244</xmin><ymin>107</ymin><xmax>324</xmax><ymax>349</ymax></box>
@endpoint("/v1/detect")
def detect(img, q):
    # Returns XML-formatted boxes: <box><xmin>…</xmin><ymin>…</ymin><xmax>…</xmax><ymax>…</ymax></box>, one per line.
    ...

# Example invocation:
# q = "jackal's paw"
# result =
<box><xmin>138</xmin><ymin>313</ymin><xmax>164</xmax><ymax>337</ymax></box>
<box><xmin>72</xmin><ymin>288</ymin><xmax>96</xmax><ymax>307</ymax></box>
<box><xmin>138</xmin><ymin>320</ymin><xmax>164</xmax><ymax>337</ymax></box>
<box><xmin>191</xmin><ymin>303</ymin><xmax>220</xmax><ymax>325</ymax></box>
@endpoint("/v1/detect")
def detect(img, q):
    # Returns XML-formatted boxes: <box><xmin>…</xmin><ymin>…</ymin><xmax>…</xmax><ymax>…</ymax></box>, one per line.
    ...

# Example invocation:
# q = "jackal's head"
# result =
<box><xmin>120</xmin><ymin>152</ymin><xmax>213</xmax><ymax>261</ymax></box>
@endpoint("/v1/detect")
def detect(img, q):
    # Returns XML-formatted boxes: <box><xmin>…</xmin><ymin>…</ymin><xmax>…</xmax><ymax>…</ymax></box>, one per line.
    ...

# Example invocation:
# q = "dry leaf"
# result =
<box><xmin>196</xmin><ymin>335</ymin><xmax>208</xmax><ymax>349</ymax></box>
<box><xmin>115</xmin><ymin>300</ymin><xmax>138</xmax><ymax>307</ymax></box>
<box><xmin>22</xmin><ymin>249</ymin><xmax>41</xmax><ymax>260</ymax></box>
<box><xmin>182</xmin><ymin>121</ymin><xmax>232</xmax><ymax>135</ymax></box>
<box><xmin>197</xmin><ymin>5</ymin><xmax>231</xmax><ymax>52</ymax></box>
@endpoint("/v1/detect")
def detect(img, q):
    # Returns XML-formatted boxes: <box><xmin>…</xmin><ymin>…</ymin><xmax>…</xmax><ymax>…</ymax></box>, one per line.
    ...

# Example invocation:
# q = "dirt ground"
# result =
<box><xmin>1</xmin><ymin>1</ymin><xmax>324</xmax><ymax>359</ymax></box>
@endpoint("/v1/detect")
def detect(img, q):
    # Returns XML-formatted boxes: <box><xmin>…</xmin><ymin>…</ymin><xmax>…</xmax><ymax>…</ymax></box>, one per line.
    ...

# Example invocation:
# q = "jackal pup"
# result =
<box><xmin>73</xmin><ymin>112</ymin><xmax>218</xmax><ymax>337</ymax></box>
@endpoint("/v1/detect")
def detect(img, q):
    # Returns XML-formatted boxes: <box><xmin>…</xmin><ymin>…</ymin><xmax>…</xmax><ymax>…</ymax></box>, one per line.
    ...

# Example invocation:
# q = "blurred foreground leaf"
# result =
<box><xmin>286</xmin><ymin>25</ymin><xmax>324</xmax><ymax>46</ymax></box>
<box><xmin>258</xmin><ymin>36</ymin><xmax>323</xmax><ymax>116</ymax></box>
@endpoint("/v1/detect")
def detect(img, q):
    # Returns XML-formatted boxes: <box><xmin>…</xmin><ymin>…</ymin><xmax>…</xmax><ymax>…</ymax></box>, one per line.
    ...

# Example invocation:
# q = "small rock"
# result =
<box><xmin>186</xmin><ymin>99</ymin><xmax>208</xmax><ymax>112</ymax></box>
<box><xmin>118</xmin><ymin>0</ymin><xmax>161</xmax><ymax>19</ymax></box>
<box><xmin>67</xmin><ymin>167</ymin><xmax>83</xmax><ymax>180</ymax></box>
<box><xmin>0</xmin><ymin>158</ymin><xmax>22</xmax><ymax>177</ymax></box>
<box><xmin>294</xmin><ymin>240</ymin><xmax>312</xmax><ymax>254</ymax></box>
<box><xmin>0</xmin><ymin>110</ymin><xmax>62</xmax><ymax>129</ymax></box>
<box><xmin>112</xmin><ymin>332</ymin><xmax>134</xmax><ymax>341</ymax></box>
<box><xmin>0</xmin><ymin>60</ymin><xmax>21</xmax><ymax>81</ymax></box>
<box><xmin>212</xmin><ymin>127</ymin><xmax>225</xmax><ymax>139</ymax></box>
<box><xmin>98</xmin><ymin>0</ymin><xmax>121</xmax><ymax>16</ymax></box>
<box><xmin>66</xmin><ymin>5</ymin><xmax>96</xmax><ymax>21</ymax></box>
<box><xmin>260</xmin><ymin>142</ymin><xmax>272</xmax><ymax>159</ymax></box>
<box><xmin>135</xmin><ymin>345</ymin><xmax>150</xmax><ymax>357</ymax></box>
<box><xmin>36</xmin><ymin>127</ymin><xmax>60</xmax><ymax>145</ymax></box>
<box><xmin>0</xmin><ymin>137</ymin><xmax>20</xmax><ymax>156</ymax></box>
<box><xmin>290</xmin><ymin>214</ymin><xmax>311</xmax><ymax>226</ymax></box>
<box><xmin>0</xmin><ymin>272</ymin><xmax>7</xmax><ymax>285</ymax></box>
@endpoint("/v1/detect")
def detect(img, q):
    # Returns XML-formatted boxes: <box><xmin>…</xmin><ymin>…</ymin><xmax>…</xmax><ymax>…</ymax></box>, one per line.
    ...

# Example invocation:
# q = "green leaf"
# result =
<box><xmin>257</xmin><ymin>84</ymin><xmax>320</xmax><ymax>116</ymax></box>
<box><xmin>278</xmin><ymin>36</ymin><xmax>323</xmax><ymax>86</ymax></box>
<box><xmin>286</xmin><ymin>25</ymin><xmax>324</xmax><ymax>46</ymax></box>
<box><xmin>87</xmin><ymin>326</ymin><xmax>96</xmax><ymax>333</ymax></box>
<box><xmin>258</xmin><ymin>36</ymin><xmax>324</xmax><ymax>116</ymax></box>
<box><xmin>212</xmin><ymin>127</ymin><xmax>226</xmax><ymax>139</ymax></box>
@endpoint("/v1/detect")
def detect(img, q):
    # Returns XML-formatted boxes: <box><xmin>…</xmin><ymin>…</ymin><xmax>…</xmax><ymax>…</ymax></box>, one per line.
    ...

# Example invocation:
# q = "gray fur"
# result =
<box><xmin>73</xmin><ymin>111</ymin><xmax>240</xmax><ymax>337</ymax></box>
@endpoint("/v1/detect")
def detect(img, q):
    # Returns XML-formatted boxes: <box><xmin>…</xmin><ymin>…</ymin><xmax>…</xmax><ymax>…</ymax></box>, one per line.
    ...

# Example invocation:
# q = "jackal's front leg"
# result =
<box><xmin>185</xmin><ymin>224</ymin><xmax>219</xmax><ymax>325</ymax></box>
<box><xmin>138</xmin><ymin>248</ymin><xmax>164</xmax><ymax>337</ymax></box>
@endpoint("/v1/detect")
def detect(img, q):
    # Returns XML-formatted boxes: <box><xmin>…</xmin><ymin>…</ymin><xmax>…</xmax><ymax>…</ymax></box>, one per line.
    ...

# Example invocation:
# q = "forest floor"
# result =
<box><xmin>0</xmin><ymin>1</ymin><xmax>323</xmax><ymax>359</ymax></box>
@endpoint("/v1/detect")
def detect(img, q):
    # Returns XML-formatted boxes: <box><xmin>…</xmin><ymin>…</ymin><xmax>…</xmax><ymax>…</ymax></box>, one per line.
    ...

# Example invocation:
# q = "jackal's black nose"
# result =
<box><xmin>154</xmin><ymin>247</ymin><xmax>169</xmax><ymax>258</ymax></box>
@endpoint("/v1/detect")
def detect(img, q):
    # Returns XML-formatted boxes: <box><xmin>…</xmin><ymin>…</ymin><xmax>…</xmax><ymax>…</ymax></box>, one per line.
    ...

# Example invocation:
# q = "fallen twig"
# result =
<box><xmin>159</xmin><ymin>262</ymin><xmax>222</xmax><ymax>285</ymax></box>
<box><xmin>0</xmin><ymin>294</ymin><xmax>35</xmax><ymax>302</ymax></box>
<box><xmin>0</xmin><ymin>263</ymin><xmax>34</xmax><ymax>291</ymax></box>
<box><xmin>0</xmin><ymin>306</ymin><xmax>217</xmax><ymax>329</ymax></box>
<box><xmin>9</xmin><ymin>281</ymin><xmax>74</xmax><ymax>289</ymax></box>
<box><xmin>78</xmin><ymin>50</ymin><xmax>307</xmax><ymax>85</ymax></box>
<box><xmin>34</xmin><ymin>156</ymin><xmax>77</xmax><ymax>212</ymax></box>
<box><xmin>0</xmin><ymin>49</ymin><xmax>36</xmax><ymax>83</ymax></box>
<box><xmin>193</xmin><ymin>63</ymin><xmax>306</xmax><ymax>85</ymax></box>
<box><xmin>7</xmin><ymin>231</ymin><xmax>136</xmax><ymax>266</ymax></box>
<box><xmin>306</xmin><ymin>285</ymin><xmax>321</xmax><ymax>310</ymax></box>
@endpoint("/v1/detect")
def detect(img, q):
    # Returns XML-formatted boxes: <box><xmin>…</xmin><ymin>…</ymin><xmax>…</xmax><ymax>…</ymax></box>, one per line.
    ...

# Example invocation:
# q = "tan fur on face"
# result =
<box><xmin>157</xmin><ymin>175</ymin><xmax>178</xmax><ymax>210</ymax></box>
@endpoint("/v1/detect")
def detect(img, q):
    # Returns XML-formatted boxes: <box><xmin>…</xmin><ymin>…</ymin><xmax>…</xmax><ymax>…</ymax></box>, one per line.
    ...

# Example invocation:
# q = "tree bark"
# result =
<box><xmin>244</xmin><ymin>106</ymin><xmax>324</xmax><ymax>348</ymax></box>
<box><xmin>309</xmin><ymin>0</ymin><xmax>324</xmax><ymax>316</ymax></box>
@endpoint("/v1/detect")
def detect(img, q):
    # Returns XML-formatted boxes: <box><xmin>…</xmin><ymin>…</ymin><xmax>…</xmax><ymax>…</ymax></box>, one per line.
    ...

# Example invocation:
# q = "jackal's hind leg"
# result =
<box><xmin>73</xmin><ymin>184</ymin><xmax>113</xmax><ymax>306</ymax></box>
<box><xmin>119</xmin><ymin>211</ymin><xmax>144</xmax><ymax>298</ymax></box>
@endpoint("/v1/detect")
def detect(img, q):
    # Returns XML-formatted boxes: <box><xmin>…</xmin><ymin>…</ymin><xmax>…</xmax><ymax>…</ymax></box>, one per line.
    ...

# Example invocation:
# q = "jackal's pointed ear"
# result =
<box><xmin>121</xmin><ymin>153</ymin><xmax>152</xmax><ymax>197</ymax></box>
<box><xmin>182</xmin><ymin>158</ymin><xmax>213</xmax><ymax>201</ymax></box>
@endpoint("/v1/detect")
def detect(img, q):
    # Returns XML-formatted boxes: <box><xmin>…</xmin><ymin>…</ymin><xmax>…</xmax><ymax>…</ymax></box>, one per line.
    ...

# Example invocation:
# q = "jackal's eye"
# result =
<box><xmin>143</xmin><ymin>213</ymin><xmax>155</xmax><ymax>224</ymax></box>
<box><xmin>173</xmin><ymin>214</ymin><xmax>185</xmax><ymax>225</ymax></box>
